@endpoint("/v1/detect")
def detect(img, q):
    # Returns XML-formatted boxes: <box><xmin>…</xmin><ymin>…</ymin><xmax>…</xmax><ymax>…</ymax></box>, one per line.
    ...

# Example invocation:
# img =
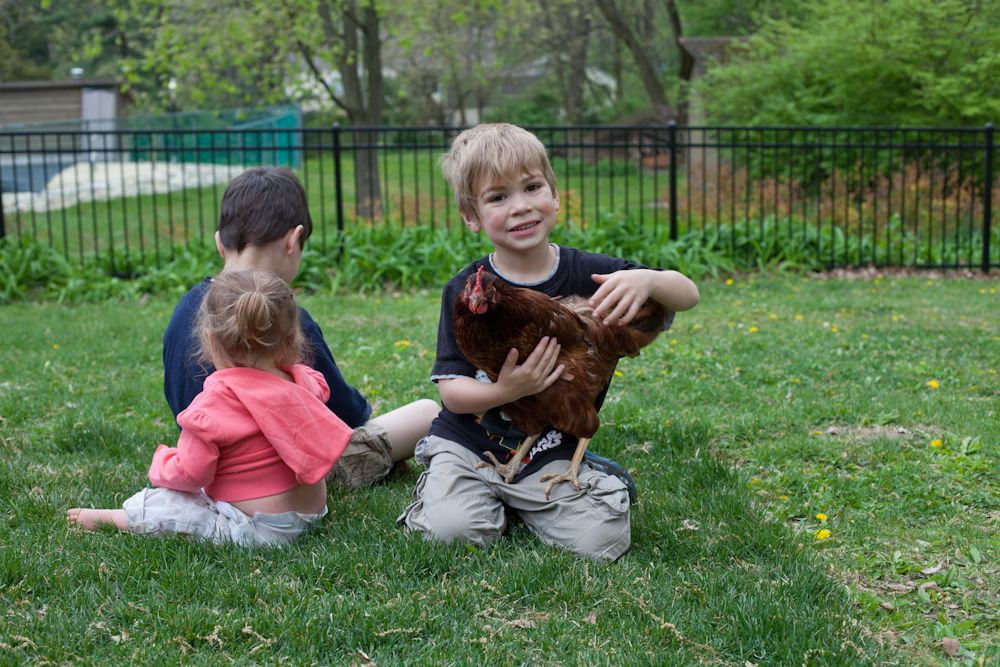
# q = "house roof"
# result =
<box><xmin>0</xmin><ymin>78</ymin><xmax>122</xmax><ymax>92</ymax></box>
<box><xmin>678</xmin><ymin>37</ymin><xmax>747</xmax><ymax>74</ymax></box>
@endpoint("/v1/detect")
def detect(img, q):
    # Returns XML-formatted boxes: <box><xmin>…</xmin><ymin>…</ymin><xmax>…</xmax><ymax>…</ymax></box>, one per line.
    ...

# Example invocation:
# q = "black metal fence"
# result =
<box><xmin>1</xmin><ymin>123</ymin><xmax>996</xmax><ymax>271</ymax></box>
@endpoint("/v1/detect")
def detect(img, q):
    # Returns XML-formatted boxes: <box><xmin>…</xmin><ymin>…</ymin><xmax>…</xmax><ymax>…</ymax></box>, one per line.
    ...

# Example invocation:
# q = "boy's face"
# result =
<box><xmin>464</xmin><ymin>171</ymin><xmax>559</xmax><ymax>255</ymax></box>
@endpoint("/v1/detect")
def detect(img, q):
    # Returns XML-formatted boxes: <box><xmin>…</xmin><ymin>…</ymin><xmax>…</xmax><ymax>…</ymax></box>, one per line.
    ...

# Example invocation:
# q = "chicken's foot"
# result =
<box><xmin>476</xmin><ymin>433</ymin><xmax>540</xmax><ymax>483</ymax></box>
<box><xmin>540</xmin><ymin>437</ymin><xmax>590</xmax><ymax>499</ymax></box>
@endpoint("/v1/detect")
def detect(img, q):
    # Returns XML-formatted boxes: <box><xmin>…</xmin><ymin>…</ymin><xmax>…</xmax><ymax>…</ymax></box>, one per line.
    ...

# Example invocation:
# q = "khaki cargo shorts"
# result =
<box><xmin>325</xmin><ymin>421</ymin><xmax>395</xmax><ymax>488</ymax></box>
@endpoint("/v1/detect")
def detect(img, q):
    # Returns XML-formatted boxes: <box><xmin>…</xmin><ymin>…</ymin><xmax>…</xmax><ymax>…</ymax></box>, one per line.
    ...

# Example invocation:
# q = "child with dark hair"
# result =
<box><xmin>69</xmin><ymin>270</ymin><xmax>352</xmax><ymax>546</ymax></box>
<box><xmin>163</xmin><ymin>167</ymin><xmax>439</xmax><ymax>488</ymax></box>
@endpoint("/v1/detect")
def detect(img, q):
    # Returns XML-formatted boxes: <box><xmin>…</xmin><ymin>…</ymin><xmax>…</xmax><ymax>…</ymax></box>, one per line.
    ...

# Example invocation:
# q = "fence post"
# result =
<box><xmin>668</xmin><ymin>120</ymin><xmax>678</xmax><ymax>241</ymax></box>
<box><xmin>0</xmin><ymin>145</ymin><xmax>5</xmax><ymax>240</ymax></box>
<box><xmin>984</xmin><ymin>123</ymin><xmax>994</xmax><ymax>272</ymax></box>
<box><xmin>332</xmin><ymin>123</ymin><xmax>345</xmax><ymax>262</ymax></box>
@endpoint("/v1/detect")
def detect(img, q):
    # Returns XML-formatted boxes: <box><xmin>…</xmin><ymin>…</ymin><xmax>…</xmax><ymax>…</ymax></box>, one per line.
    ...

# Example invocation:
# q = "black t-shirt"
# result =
<box><xmin>428</xmin><ymin>245</ymin><xmax>673</xmax><ymax>479</ymax></box>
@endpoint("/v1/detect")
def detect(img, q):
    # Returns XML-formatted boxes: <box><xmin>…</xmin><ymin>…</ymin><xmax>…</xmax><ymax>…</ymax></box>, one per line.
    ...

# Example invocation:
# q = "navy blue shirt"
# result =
<box><xmin>428</xmin><ymin>245</ymin><xmax>673</xmax><ymax>479</ymax></box>
<box><xmin>162</xmin><ymin>278</ymin><xmax>372</xmax><ymax>427</ymax></box>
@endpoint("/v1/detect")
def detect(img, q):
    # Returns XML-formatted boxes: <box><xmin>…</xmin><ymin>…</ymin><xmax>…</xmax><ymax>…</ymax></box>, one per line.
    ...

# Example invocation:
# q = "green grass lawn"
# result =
<box><xmin>0</xmin><ymin>275</ymin><xmax>996</xmax><ymax>664</ymax></box>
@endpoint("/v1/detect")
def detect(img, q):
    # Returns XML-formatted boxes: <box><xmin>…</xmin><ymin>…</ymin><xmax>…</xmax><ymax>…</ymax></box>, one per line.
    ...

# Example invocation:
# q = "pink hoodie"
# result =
<box><xmin>148</xmin><ymin>365</ymin><xmax>353</xmax><ymax>502</ymax></box>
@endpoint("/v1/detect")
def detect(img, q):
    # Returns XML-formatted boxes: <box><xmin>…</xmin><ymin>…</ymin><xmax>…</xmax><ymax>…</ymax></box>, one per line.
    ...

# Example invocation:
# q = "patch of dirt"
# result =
<box><xmin>812</xmin><ymin>266</ymin><xmax>996</xmax><ymax>280</ymax></box>
<box><xmin>814</xmin><ymin>424</ymin><xmax>940</xmax><ymax>441</ymax></box>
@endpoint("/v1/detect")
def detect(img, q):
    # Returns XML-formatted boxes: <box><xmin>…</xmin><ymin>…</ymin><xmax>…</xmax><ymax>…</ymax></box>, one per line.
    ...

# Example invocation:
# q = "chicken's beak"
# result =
<box><xmin>469</xmin><ymin>294</ymin><xmax>488</xmax><ymax>315</ymax></box>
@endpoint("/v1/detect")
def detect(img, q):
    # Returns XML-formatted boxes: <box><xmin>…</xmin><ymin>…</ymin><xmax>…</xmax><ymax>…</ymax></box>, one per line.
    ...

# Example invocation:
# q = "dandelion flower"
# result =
<box><xmin>52</xmin><ymin>343</ymin><xmax>60</xmax><ymax>350</ymax></box>
<box><xmin>795</xmin><ymin>314</ymin><xmax>803</xmax><ymax>321</ymax></box>
<box><xmin>748</xmin><ymin>326</ymin><xmax>758</xmax><ymax>333</ymax></box>
<box><xmin>613</xmin><ymin>370</ymin><xmax>623</xmax><ymax>377</ymax></box>
<box><xmin>815</xmin><ymin>529</ymin><xmax>831</xmax><ymax>541</ymax></box>
<box><xmin>927</xmin><ymin>379</ymin><xmax>940</xmax><ymax>389</ymax></box>
<box><xmin>725</xmin><ymin>278</ymin><xmax>734</xmax><ymax>286</ymax></box>
<box><xmin>393</xmin><ymin>339</ymin><xmax>412</xmax><ymax>349</ymax></box>
<box><xmin>779</xmin><ymin>495</ymin><xmax>789</xmax><ymax>501</ymax></box>
<box><xmin>815</xmin><ymin>513</ymin><xmax>828</xmax><ymax>522</ymax></box>
<box><xmin>930</xmin><ymin>439</ymin><xmax>943</xmax><ymax>448</ymax></box>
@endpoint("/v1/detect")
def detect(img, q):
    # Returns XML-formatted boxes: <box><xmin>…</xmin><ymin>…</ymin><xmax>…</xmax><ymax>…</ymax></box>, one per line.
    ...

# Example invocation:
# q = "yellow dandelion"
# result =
<box><xmin>795</xmin><ymin>314</ymin><xmax>803</xmax><ymax>321</ymax></box>
<box><xmin>830</xmin><ymin>325</ymin><xmax>839</xmax><ymax>333</ymax></box>
<box><xmin>768</xmin><ymin>312</ymin><xmax>778</xmax><ymax>321</ymax></box>
<box><xmin>613</xmin><ymin>370</ymin><xmax>623</xmax><ymax>377</ymax></box>
<box><xmin>991</xmin><ymin>288</ymin><xmax>998</xmax><ymax>294</ymax></box>
<box><xmin>927</xmin><ymin>379</ymin><xmax>939</xmax><ymax>389</ymax></box>
<box><xmin>980</xmin><ymin>288</ymin><xmax>988</xmax><ymax>295</ymax></box>
<box><xmin>725</xmin><ymin>278</ymin><xmax>734</xmax><ymax>286</ymax></box>
<box><xmin>810</xmin><ymin>430</ymin><xmax>823</xmax><ymax>436</ymax></box>
<box><xmin>692</xmin><ymin>323</ymin><xmax>702</xmax><ymax>331</ymax></box>
<box><xmin>815</xmin><ymin>513</ymin><xmax>828</xmax><ymax>522</ymax></box>
<box><xmin>779</xmin><ymin>495</ymin><xmax>789</xmax><ymax>501</ymax></box>
<box><xmin>930</xmin><ymin>439</ymin><xmax>943</xmax><ymax>448</ymax></box>
<box><xmin>52</xmin><ymin>343</ymin><xmax>60</xmax><ymax>350</ymax></box>
<box><xmin>748</xmin><ymin>326</ymin><xmax>758</xmax><ymax>333</ymax></box>
<box><xmin>393</xmin><ymin>339</ymin><xmax>412</xmax><ymax>348</ymax></box>
<box><xmin>815</xmin><ymin>529</ymin><xmax>831</xmax><ymax>541</ymax></box>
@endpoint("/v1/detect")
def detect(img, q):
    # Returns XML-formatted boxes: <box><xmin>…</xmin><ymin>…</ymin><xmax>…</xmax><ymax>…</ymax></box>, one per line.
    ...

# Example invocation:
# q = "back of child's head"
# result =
<box><xmin>217</xmin><ymin>167</ymin><xmax>313</xmax><ymax>252</ymax></box>
<box><xmin>441</xmin><ymin>123</ymin><xmax>558</xmax><ymax>220</ymax></box>
<box><xmin>196</xmin><ymin>269</ymin><xmax>306</xmax><ymax>370</ymax></box>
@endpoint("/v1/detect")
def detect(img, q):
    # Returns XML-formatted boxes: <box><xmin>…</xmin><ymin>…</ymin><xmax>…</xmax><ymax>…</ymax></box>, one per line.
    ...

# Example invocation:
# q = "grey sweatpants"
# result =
<box><xmin>123</xmin><ymin>487</ymin><xmax>326</xmax><ymax>547</ymax></box>
<box><xmin>396</xmin><ymin>435</ymin><xmax>631</xmax><ymax>561</ymax></box>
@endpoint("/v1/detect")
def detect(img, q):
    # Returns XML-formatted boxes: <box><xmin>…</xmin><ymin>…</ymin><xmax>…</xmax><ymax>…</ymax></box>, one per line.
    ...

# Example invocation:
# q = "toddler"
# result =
<box><xmin>68</xmin><ymin>269</ymin><xmax>353</xmax><ymax>547</ymax></box>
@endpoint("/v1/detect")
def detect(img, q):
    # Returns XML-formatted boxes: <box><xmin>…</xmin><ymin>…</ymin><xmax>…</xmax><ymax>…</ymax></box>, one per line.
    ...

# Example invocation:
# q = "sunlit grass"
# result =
<box><xmin>0</xmin><ymin>275</ymin><xmax>996</xmax><ymax>664</ymax></box>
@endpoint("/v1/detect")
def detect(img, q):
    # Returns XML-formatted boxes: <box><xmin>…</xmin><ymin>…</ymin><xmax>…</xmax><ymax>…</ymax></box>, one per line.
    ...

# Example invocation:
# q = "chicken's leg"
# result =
<box><xmin>540</xmin><ymin>437</ymin><xmax>590</xmax><ymax>499</ymax></box>
<box><xmin>476</xmin><ymin>433</ymin><xmax>540</xmax><ymax>483</ymax></box>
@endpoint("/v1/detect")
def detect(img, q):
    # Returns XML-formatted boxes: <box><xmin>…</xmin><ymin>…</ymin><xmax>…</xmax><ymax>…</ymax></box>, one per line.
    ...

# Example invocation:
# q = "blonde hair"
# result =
<box><xmin>196</xmin><ymin>270</ymin><xmax>306</xmax><ymax>370</ymax></box>
<box><xmin>440</xmin><ymin>123</ymin><xmax>558</xmax><ymax>221</ymax></box>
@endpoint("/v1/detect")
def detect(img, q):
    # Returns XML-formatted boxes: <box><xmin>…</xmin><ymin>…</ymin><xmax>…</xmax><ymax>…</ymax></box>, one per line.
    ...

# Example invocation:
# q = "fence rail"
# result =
<box><xmin>0</xmin><ymin>123</ymin><xmax>996</xmax><ymax>272</ymax></box>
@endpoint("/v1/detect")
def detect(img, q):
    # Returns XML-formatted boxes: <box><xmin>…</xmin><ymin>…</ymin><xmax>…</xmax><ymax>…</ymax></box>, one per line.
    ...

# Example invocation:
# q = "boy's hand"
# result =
<box><xmin>589</xmin><ymin>271</ymin><xmax>655</xmax><ymax>326</ymax></box>
<box><xmin>496</xmin><ymin>336</ymin><xmax>564</xmax><ymax>401</ymax></box>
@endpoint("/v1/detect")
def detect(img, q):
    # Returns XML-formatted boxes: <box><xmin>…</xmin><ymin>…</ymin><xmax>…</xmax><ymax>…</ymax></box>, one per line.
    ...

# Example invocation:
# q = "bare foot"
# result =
<box><xmin>67</xmin><ymin>508</ymin><xmax>129</xmax><ymax>532</ymax></box>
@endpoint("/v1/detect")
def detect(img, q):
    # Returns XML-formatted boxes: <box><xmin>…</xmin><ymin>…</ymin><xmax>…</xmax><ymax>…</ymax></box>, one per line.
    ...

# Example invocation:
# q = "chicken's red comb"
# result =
<box><xmin>474</xmin><ymin>265</ymin><xmax>484</xmax><ymax>291</ymax></box>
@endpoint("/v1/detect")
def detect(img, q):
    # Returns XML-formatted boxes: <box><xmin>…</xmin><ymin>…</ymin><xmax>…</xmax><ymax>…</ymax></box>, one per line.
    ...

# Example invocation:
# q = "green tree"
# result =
<box><xmin>697</xmin><ymin>0</ymin><xmax>1000</xmax><ymax>127</ymax></box>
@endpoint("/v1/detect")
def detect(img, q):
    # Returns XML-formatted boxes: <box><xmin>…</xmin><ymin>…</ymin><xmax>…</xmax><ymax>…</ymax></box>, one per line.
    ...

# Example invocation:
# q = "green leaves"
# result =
<box><xmin>698</xmin><ymin>0</ymin><xmax>1000</xmax><ymax>127</ymax></box>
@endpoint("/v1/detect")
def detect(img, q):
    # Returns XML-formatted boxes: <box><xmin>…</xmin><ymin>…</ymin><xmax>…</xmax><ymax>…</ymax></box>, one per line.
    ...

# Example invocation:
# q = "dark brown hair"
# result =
<box><xmin>217</xmin><ymin>167</ymin><xmax>313</xmax><ymax>252</ymax></box>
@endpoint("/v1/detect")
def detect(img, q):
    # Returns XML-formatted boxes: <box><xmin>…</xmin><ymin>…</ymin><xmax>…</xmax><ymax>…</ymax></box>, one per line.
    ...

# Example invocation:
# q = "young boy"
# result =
<box><xmin>397</xmin><ymin>124</ymin><xmax>699</xmax><ymax>560</ymax></box>
<box><xmin>163</xmin><ymin>167</ymin><xmax>439</xmax><ymax>487</ymax></box>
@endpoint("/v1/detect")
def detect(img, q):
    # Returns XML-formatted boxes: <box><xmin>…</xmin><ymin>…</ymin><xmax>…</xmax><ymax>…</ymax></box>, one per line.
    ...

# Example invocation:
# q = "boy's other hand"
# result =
<box><xmin>589</xmin><ymin>271</ymin><xmax>654</xmax><ymax>326</ymax></box>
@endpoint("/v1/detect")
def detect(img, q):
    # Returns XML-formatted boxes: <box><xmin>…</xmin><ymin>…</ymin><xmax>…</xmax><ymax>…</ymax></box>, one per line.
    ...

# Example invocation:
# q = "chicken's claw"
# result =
<box><xmin>540</xmin><ymin>463</ymin><xmax>582</xmax><ymax>499</ymax></box>
<box><xmin>476</xmin><ymin>451</ymin><xmax>523</xmax><ymax>483</ymax></box>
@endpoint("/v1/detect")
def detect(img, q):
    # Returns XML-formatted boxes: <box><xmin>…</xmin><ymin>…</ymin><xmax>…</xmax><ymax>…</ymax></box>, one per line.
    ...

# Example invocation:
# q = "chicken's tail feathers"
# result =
<box><xmin>628</xmin><ymin>299</ymin><xmax>670</xmax><ymax>349</ymax></box>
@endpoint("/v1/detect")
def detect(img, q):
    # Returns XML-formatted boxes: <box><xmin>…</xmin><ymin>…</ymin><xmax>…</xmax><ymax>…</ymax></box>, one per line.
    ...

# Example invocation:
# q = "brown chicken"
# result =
<box><xmin>453</xmin><ymin>266</ymin><xmax>668</xmax><ymax>498</ymax></box>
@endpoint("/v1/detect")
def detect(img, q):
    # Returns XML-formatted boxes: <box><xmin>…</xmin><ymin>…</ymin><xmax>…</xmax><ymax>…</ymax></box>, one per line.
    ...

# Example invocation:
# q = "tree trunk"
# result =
<box><xmin>321</xmin><ymin>0</ymin><xmax>383</xmax><ymax>219</ymax></box>
<box><xmin>665</xmin><ymin>0</ymin><xmax>694</xmax><ymax>126</ymax></box>
<box><xmin>593</xmin><ymin>0</ymin><xmax>672</xmax><ymax>117</ymax></box>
